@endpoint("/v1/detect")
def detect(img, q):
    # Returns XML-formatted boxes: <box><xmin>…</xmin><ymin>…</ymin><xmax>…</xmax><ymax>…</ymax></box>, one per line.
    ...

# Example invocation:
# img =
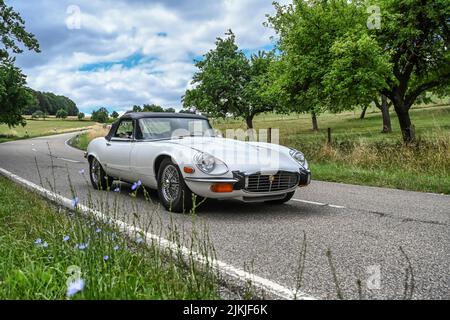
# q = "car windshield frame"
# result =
<box><xmin>136</xmin><ymin>117</ymin><xmax>215</xmax><ymax>141</ymax></box>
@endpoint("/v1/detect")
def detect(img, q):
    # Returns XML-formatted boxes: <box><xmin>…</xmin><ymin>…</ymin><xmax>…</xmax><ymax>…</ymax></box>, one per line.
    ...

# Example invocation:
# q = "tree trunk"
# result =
<box><xmin>245</xmin><ymin>115</ymin><xmax>254</xmax><ymax>129</ymax></box>
<box><xmin>393</xmin><ymin>104</ymin><xmax>415</xmax><ymax>144</ymax></box>
<box><xmin>380</xmin><ymin>95</ymin><xmax>392</xmax><ymax>133</ymax></box>
<box><xmin>311</xmin><ymin>112</ymin><xmax>319</xmax><ymax>131</ymax></box>
<box><xmin>360</xmin><ymin>106</ymin><xmax>368</xmax><ymax>119</ymax></box>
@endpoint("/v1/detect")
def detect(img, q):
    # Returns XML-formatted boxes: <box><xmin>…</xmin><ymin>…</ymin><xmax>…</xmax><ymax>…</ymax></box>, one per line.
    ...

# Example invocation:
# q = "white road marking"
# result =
<box><xmin>328</xmin><ymin>204</ymin><xmax>346</xmax><ymax>209</ymax></box>
<box><xmin>291</xmin><ymin>198</ymin><xmax>346</xmax><ymax>209</ymax></box>
<box><xmin>57</xmin><ymin>157</ymin><xmax>81</xmax><ymax>163</ymax></box>
<box><xmin>0</xmin><ymin>167</ymin><xmax>317</xmax><ymax>300</ymax></box>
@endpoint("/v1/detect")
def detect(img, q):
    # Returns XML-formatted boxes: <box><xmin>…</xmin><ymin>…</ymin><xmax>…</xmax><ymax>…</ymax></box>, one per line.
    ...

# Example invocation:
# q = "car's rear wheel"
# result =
<box><xmin>89</xmin><ymin>157</ymin><xmax>113</xmax><ymax>190</ymax></box>
<box><xmin>157</xmin><ymin>158</ymin><xmax>193</xmax><ymax>213</ymax></box>
<box><xmin>265</xmin><ymin>191</ymin><xmax>295</xmax><ymax>204</ymax></box>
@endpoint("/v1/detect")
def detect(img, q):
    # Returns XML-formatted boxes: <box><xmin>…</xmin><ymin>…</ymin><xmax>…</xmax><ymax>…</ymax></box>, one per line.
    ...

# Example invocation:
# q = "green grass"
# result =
<box><xmin>69</xmin><ymin>132</ymin><xmax>91</xmax><ymax>151</ymax></box>
<box><xmin>0</xmin><ymin>118</ymin><xmax>96</xmax><ymax>143</ymax></box>
<box><xmin>0</xmin><ymin>176</ymin><xmax>219</xmax><ymax>299</ymax></box>
<box><xmin>212</xmin><ymin>105</ymin><xmax>450</xmax><ymax>194</ymax></box>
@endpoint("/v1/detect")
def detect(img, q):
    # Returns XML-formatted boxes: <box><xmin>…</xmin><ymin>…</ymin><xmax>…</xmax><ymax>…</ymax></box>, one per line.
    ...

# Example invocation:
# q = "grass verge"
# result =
<box><xmin>0</xmin><ymin>176</ymin><xmax>219</xmax><ymax>299</ymax></box>
<box><xmin>0</xmin><ymin>118</ymin><xmax>96</xmax><ymax>143</ymax></box>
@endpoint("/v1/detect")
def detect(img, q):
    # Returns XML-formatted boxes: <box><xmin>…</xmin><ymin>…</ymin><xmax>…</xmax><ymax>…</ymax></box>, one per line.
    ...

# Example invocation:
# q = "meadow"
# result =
<box><xmin>0</xmin><ymin>117</ymin><xmax>96</xmax><ymax>143</ymax></box>
<box><xmin>212</xmin><ymin>105</ymin><xmax>450</xmax><ymax>194</ymax></box>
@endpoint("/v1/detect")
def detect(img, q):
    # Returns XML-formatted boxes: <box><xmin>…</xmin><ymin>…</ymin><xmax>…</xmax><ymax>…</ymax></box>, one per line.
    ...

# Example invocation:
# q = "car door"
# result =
<box><xmin>102</xmin><ymin>119</ymin><xmax>136</xmax><ymax>182</ymax></box>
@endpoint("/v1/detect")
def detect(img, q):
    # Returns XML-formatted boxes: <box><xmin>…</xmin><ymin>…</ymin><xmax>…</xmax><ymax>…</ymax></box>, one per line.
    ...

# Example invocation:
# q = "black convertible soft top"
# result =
<box><xmin>105</xmin><ymin>112</ymin><xmax>208</xmax><ymax>141</ymax></box>
<box><xmin>119</xmin><ymin>112</ymin><xmax>207</xmax><ymax>120</ymax></box>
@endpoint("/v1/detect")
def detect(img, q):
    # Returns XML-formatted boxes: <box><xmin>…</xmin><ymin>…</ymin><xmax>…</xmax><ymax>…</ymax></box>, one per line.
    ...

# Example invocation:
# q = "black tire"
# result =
<box><xmin>265</xmin><ymin>191</ymin><xmax>295</xmax><ymax>204</ymax></box>
<box><xmin>157</xmin><ymin>158</ymin><xmax>193</xmax><ymax>213</ymax></box>
<box><xmin>89</xmin><ymin>157</ymin><xmax>113</xmax><ymax>190</ymax></box>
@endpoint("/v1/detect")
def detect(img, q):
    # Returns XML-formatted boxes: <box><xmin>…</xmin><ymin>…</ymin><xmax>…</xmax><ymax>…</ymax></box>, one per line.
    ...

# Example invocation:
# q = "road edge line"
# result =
<box><xmin>0</xmin><ymin>166</ymin><xmax>318</xmax><ymax>300</ymax></box>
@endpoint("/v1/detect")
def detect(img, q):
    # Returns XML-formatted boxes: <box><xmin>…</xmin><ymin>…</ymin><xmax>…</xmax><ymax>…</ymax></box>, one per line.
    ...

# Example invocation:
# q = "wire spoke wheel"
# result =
<box><xmin>91</xmin><ymin>158</ymin><xmax>100</xmax><ymax>186</ymax></box>
<box><xmin>161</xmin><ymin>164</ymin><xmax>180</xmax><ymax>202</ymax></box>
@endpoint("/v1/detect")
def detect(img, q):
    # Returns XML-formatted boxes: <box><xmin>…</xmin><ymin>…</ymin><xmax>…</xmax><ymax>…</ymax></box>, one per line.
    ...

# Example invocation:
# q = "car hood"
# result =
<box><xmin>167</xmin><ymin>136</ymin><xmax>298</xmax><ymax>173</ymax></box>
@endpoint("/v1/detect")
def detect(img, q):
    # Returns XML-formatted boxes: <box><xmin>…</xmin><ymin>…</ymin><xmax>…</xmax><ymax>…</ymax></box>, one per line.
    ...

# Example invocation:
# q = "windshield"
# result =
<box><xmin>137</xmin><ymin>117</ymin><xmax>214</xmax><ymax>140</ymax></box>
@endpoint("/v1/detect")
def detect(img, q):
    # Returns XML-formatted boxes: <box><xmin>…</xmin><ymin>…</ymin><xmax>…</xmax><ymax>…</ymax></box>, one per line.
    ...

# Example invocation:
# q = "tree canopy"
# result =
<box><xmin>268</xmin><ymin>0</ymin><xmax>450</xmax><ymax>142</ymax></box>
<box><xmin>24</xmin><ymin>90</ymin><xmax>79</xmax><ymax>116</ymax></box>
<box><xmin>91</xmin><ymin>107</ymin><xmax>109</xmax><ymax>123</ymax></box>
<box><xmin>183</xmin><ymin>30</ymin><xmax>277</xmax><ymax>128</ymax></box>
<box><xmin>0</xmin><ymin>0</ymin><xmax>40</xmax><ymax>127</ymax></box>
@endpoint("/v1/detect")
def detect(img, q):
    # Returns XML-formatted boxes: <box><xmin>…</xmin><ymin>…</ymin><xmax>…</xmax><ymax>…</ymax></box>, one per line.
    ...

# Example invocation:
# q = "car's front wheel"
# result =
<box><xmin>157</xmin><ymin>158</ymin><xmax>193</xmax><ymax>213</ymax></box>
<box><xmin>89</xmin><ymin>157</ymin><xmax>113</xmax><ymax>190</ymax></box>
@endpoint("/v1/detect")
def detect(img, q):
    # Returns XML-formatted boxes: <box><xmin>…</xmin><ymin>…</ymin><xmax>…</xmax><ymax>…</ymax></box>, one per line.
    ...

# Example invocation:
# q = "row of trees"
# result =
<box><xmin>132</xmin><ymin>104</ymin><xmax>176</xmax><ymax>113</ymax></box>
<box><xmin>24</xmin><ymin>90</ymin><xmax>79</xmax><ymax>116</ymax></box>
<box><xmin>183</xmin><ymin>0</ymin><xmax>450</xmax><ymax>143</ymax></box>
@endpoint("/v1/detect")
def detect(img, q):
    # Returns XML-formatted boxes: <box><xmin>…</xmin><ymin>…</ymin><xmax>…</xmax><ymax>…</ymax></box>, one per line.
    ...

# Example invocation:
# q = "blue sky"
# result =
<box><xmin>7</xmin><ymin>0</ymin><xmax>286</xmax><ymax>114</ymax></box>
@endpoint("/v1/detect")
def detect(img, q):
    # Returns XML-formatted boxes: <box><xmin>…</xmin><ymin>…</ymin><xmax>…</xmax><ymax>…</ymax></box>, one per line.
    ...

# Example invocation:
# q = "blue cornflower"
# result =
<box><xmin>95</xmin><ymin>228</ymin><xmax>102</xmax><ymax>233</ymax></box>
<box><xmin>63</xmin><ymin>235</ymin><xmax>70</xmax><ymax>242</ymax></box>
<box><xmin>113</xmin><ymin>245</ymin><xmax>119</xmax><ymax>251</ymax></box>
<box><xmin>131</xmin><ymin>180</ymin><xmax>142</xmax><ymax>191</ymax></box>
<box><xmin>71</xmin><ymin>197</ymin><xmax>79</xmax><ymax>208</ymax></box>
<box><xmin>103</xmin><ymin>255</ymin><xmax>109</xmax><ymax>261</ymax></box>
<box><xmin>34</xmin><ymin>238</ymin><xmax>42</xmax><ymax>245</ymax></box>
<box><xmin>67</xmin><ymin>278</ymin><xmax>84</xmax><ymax>298</ymax></box>
<box><xmin>77</xmin><ymin>243</ymin><xmax>88</xmax><ymax>250</ymax></box>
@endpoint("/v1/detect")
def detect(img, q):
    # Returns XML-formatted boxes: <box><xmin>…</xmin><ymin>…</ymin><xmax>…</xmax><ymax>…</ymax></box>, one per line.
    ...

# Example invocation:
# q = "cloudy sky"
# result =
<box><xmin>7</xmin><ymin>0</ymin><xmax>286</xmax><ymax>114</ymax></box>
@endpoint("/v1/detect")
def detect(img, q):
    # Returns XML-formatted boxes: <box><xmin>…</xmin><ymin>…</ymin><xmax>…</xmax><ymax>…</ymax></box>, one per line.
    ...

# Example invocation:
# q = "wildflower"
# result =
<box><xmin>63</xmin><ymin>235</ymin><xmax>70</xmax><ymax>242</ymax></box>
<box><xmin>43</xmin><ymin>242</ymin><xmax>48</xmax><ymax>248</ymax></box>
<box><xmin>71</xmin><ymin>197</ymin><xmax>79</xmax><ymax>208</ymax></box>
<box><xmin>103</xmin><ymin>255</ymin><xmax>109</xmax><ymax>261</ymax></box>
<box><xmin>34</xmin><ymin>238</ymin><xmax>42</xmax><ymax>245</ymax></box>
<box><xmin>131</xmin><ymin>180</ymin><xmax>142</xmax><ymax>191</ymax></box>
<box><xmin>67</xmin><ymin>278</ymin><xmax>84</xmax><ymax>298</ymax></box>
<box><xmin>95</xmin><ymin>228</ymin><xmax>102</xmax><ymax>233</ymax></box>
<box><xmin>113</xmin><ymin>245</ymin><xmax>119</xmax><ymax>251</ymax></box>
<box><xmin>136</xmin><ymin>237</ymin><xmax>143</xmax><ymax>244</ymax></box>
<box><xmin>77</xmin><ymin>243</ymin><xmax>88</xmax><ymax>250</ymax></box>
<box><xmin>79</xmin><ymin>169</ymin><xmax>85</xmax><ymax>175</ymax></box>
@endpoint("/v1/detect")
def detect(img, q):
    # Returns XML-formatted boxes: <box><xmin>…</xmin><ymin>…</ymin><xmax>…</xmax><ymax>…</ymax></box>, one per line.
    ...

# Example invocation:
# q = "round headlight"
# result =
<box><xmin>290</xmin><ymin>149</ymin><xmax>308</xmax><ymax>169</ymax></box>
<box><xmin>194</xmin><ymin>152</ymin><xmax>228</xmax><ymax>175</ymax></box>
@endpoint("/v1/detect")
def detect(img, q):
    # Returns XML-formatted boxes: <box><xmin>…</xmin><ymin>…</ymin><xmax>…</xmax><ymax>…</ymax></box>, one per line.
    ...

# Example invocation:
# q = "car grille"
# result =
<box><xmin>244</xmin><ymin>171</ymin><xmax>299</xmax><ymax>193</ymax></box>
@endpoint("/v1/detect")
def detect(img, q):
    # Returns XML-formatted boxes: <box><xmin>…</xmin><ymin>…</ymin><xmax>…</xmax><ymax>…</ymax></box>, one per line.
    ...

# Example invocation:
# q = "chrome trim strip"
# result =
<box><xmin>184</xmin><ymin>177</ymin><xmax>238</xmax><ymax>183</ymax></box>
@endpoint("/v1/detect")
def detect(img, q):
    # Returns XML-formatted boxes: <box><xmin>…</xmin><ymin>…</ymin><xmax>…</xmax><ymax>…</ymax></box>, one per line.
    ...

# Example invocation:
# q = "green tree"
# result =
<box><xmin>77</xmin><ymin>112</ymin><xmax>85</xmax><ymax>120</ymax></box>
<box><xmin>31</xmin><ymin>110</ymin><xmax>44</xmax><ymax>119</ymax></box>
<box><xmin>269</xmin><ymin>0</ymin><xmax>450</xmax><ymax>143</ymax></box>
<box><xmin>0</xmin><ymin>0</ymin><xmax>40</xmax><ymax>127</ymax></box>
<box><xmin>164</xmin><ymin>107</ymin><xmax>176</xmax><ymax>113</ymax></box>
<box><xmin>111</xmin><ymin>111</ymin><xmax>119</xmax><ymax>119</ymax></box>
<box><xmin>132</xmin><ymin>105</ymin><xmax>142</xmax><ymax>112</ymax></box>
<box><xmin>91</xmin><ymin>107</ymin><xmax>109</xmax><ymax>123</ymax></box>
<box><xmin>267</xmin><ymin>0</ymin><xmax>370</xmax><ymax>130</ymax></box>
<box><xmin>142</xmin><ymin>104</ymin><xmax>164</xmax><ymax>112</ymax></box>
<box><xmin>55</xmin><ymin>108</ymin><xmax>68</xmax><ymax>119</ymax></box>
<box><xmin>183</xmin><ymin>30</ymin><xmax>276</xmax><ymax>129</ymax></box>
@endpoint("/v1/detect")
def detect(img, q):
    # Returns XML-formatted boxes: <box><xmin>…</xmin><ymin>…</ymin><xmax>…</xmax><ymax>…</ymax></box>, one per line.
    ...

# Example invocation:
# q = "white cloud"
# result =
<box><xmin>8</xmin><ymin>0</ymin><xmax>286</xmax><ymax>113</ymax></box>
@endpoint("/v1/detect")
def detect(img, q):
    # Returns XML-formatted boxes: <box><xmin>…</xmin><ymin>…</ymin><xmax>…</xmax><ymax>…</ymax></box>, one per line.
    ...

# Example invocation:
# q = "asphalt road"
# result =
<box><xmin>0</xmin><ymin>132</ymin><xmax>449</xmax><ymax>299</ymax></box>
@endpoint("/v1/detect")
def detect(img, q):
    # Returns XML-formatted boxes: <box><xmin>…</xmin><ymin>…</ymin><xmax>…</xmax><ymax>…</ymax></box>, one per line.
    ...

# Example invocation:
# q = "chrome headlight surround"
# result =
<box><xmin>194</xmin><ymin>152</ymin><xmax>228</xmax><ymax>175</ymax></box>
<box><xmin>289</xmin><ymin>149</ymin><xmax>309</xmax><ymax>169</ymax></box>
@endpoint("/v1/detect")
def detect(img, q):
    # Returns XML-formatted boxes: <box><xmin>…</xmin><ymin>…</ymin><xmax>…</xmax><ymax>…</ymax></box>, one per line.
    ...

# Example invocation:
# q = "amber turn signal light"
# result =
<box><xmin>210</xmin><ymin>183</ymin><xmax>234</xmax><ymax>193</ymax></box>
<box><xmin>183</xmin><ymin>166</ymin><xmax>195</xmax><ymax>174</ymax></box>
